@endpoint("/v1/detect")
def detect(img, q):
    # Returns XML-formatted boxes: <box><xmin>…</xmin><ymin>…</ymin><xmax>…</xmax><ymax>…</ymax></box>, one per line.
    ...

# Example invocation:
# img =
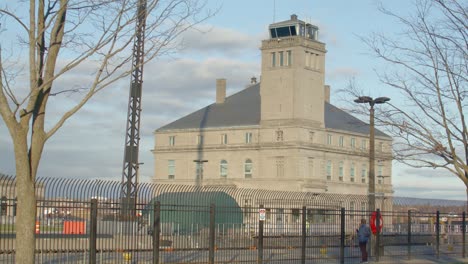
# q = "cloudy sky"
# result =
<box><xmin>1</xmin><ymin>0</ymin><xmax>465</xmax><ymax>200</ymax></box>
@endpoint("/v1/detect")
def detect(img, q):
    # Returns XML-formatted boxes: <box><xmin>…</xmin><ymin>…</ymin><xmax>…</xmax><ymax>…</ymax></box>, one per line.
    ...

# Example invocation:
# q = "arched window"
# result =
<box><xmin>244</xmin><ymin>159</ymin><xmax>253</xmax><ymax>178</ymax></box>
<box><xmin>220</xmin><ymin>160</ymin><xmax>228</xmax><ymax>178</ymax></box>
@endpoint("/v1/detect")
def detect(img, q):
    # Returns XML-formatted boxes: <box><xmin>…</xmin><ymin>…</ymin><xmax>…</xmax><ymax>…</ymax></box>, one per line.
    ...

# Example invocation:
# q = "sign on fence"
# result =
<box><xmin>259</xmin><ymin>208</ymin><xmax>266</xmax><ymax>221</ymax></box>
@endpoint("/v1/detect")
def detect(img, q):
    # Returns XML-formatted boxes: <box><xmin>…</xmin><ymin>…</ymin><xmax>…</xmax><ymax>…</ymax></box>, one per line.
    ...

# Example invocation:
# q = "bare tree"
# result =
<box><xmin>0</xmin><ymin>0</ymin><xmax>215</xmax><ymax>262</ymax></box>
<box><xmin>347</xmin><ymin>0</ymin><xmax>467</xmax><ymax>203</ymax></box>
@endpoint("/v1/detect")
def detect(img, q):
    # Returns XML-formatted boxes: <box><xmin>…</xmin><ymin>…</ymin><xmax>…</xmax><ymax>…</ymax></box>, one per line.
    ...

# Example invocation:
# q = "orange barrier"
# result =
<box><xmin>63</xmin><ymin>221</ymin><xmax>86</xmax><ymax>234</ymax></box>
<box><xmin>35</xmin><ymin>221</ymin><xmax>40</xmax><ymax>234</ymax></box>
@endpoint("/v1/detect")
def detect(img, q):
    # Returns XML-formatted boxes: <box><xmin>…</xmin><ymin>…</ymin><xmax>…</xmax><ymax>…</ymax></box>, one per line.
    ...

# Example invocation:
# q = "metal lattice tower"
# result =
<box><xmin>121</xmin><ymin>0</ymin><xmax>147</xmax><ymax>215</ymax></box>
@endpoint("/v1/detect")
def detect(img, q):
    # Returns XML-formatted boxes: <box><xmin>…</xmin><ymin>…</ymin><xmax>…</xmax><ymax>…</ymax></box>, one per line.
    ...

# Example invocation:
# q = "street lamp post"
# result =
<box><xmin>355</xmin><ymin>96</ymin><xmax>390</xmax><ymax>260</ymax></box>
<box><xmin>354</xmin><ymin>96</ymin><xmax>390</xmax><ymax>213</ymax></box>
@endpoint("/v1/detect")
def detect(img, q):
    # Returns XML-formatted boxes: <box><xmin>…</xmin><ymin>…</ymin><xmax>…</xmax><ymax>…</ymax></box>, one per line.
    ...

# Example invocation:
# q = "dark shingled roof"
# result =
<box><xmin>157</xmin><ymin>83</ymin><xmax>390</xmax><ymax>138</ymax></box>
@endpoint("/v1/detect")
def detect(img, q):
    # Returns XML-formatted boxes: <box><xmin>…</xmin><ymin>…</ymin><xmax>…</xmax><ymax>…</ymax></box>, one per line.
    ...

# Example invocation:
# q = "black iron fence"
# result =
<box><xmin>0</xmin><ymin>175</ymin><xmax>466</xmax><ymax>263</ymax></box>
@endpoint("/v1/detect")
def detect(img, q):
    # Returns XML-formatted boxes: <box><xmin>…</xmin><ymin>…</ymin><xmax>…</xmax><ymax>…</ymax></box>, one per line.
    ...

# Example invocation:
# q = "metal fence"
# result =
<box><xmin>0</xmin><ymin>175</ymin><xmax>466</xmax><ymax>263</ymax></box>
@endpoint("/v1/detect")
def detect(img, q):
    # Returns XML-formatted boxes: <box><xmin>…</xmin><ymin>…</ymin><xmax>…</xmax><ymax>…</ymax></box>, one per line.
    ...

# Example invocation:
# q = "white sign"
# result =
<box><xmin>259</xmin><ymin>208</ymin><xmax>266</xmax><ymax>221</ymax></box>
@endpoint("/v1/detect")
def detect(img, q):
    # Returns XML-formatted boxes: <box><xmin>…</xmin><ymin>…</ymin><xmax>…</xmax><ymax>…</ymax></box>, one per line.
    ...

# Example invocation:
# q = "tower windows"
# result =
<box><xmin>361</xmin><ymin>164</ymin><xmax>367</xmax><ymax>183</ymax></box>
<box><xmin>350</xmin><ymin>162</ymin><xmax>355</xmax><ymax>182</ymax></box>
<box><xmin>338</xmin><ymin>161</ymin><xmax>344</xmax><ymax>181</ymax></box>
<box><xmin>221</xmin><ymin>134</ymin><xmax>228</xmax><ymax>145</ymax></box>
<box><xmin>271</xmin><ymin>52</ymin><xmax>276</xmax><ymax>67</ymax></box>
<box><xmin>244</xmin><ymin>159</ymin><xmax>253</xmax><ymax>178</ymax></box>
<box><xmin>326</xmin><ymin>160</ymin><xmax>332</xmax><ymax>180</ymax></box>
<box><xmin>279</xmin><ymin>51</ymin><xmax>284</xmax><ymax>66</ymax></box>
<box><xmin>168</xmin><ymin>160</ymin><xmax>175</xmax><ymax>179</ymax></box>
<box><xmin>245</xmin><ymin>132</ymin><xmax>253</xmax><ymax>143</ymax></box>
<box><xmin>287</xmin><ymin>50</ymin><xmax>292</xmax><ymax>66</ymax></box>
<box><xmin>169</xmin><ymin>136</ymin><xmax>175</xmax><ymax>146</ymax></box>
<box><xmin>220</xmin><ymin>160</ymin><xmax>228</xmax><ymax>178</ymax></box>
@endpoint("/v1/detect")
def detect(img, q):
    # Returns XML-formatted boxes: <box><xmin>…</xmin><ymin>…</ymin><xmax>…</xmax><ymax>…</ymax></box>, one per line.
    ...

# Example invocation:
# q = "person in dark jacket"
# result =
<box><xmin>357</xmin><ymin>218</ymin><xmax>371</xmax><ymax>263</ymax></box>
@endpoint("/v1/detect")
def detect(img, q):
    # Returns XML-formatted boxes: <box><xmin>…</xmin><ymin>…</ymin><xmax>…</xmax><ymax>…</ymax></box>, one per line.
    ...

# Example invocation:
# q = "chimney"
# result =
<box><xmin>216</xmin><ymin>78</ymin><xmax>226</xmax><ymax>104</ymax></box>
<box><xmin>324</xmin><ymin>85</ymin><xmax>330</xmax><ymax>103</ymax></box>
<box><xmin>291</xmin><ymin>14</ymin><xmax>298</xmax><ymax>21</ymax></box>
<box><xmin>251</xmin><ymin>76</ymin><xmax>257</xmax><ymax>84</ymax></box>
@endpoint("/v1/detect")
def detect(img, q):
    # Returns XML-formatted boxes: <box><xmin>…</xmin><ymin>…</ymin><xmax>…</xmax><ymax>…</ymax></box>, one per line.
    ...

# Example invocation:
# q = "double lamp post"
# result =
<box><xmin>354</xmin><ymin>96</ymin><xmax>390</xmax><ymax>213</ymax></box>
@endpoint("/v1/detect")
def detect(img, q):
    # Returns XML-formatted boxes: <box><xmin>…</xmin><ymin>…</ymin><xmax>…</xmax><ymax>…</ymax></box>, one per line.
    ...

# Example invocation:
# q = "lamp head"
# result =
<box><xmin>374</xmin><ymin>97</ymin><xmax>391</xmax><ymax>104</ymax></box>
<box><xmin>354</xmin><ymin>96</ymin><xmax>373</xmax><ymax>104</ymax></box>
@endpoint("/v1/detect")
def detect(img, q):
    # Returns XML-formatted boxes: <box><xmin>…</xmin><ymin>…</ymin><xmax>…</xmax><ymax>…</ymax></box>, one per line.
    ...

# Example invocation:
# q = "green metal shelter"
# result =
<box><xmin>144</xmin><ymin>191</ymin><xmax>243</xmax><ymax>233</ymax></box>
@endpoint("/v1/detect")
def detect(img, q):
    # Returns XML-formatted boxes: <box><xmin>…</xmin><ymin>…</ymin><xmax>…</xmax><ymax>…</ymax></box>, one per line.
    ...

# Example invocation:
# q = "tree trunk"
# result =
<box><xmin>14</xmin><ymin>130</ymin><xmax>37</xmax><ymax>264</ymax></box>
<box><xmin>466</xmin><ymin>187</ymin><xmax>468</xmax><ymax>215</ymax></box>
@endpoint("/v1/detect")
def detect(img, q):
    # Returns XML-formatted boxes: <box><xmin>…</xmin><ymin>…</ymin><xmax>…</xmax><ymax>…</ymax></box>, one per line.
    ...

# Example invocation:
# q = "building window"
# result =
<box><xmin>338</xmin><ymin>161</ymin><xmax>344</xmax><ymax>181</ymax></box>
<box><xmin>168</xmin><ymin>160</ymin><xmax>175</xmax><ymax>179</ymax></box>
<box><xmin>361</xmin><ymin>139</ymin><xmax>367</xmax><ymax>150</ymax></box>
<box><xmin>286</xmin><ymin>50</ymin><xmax>292</xmax><ymax>66</ymax></box>
<box><xmin>326</xmin><ymin>160</ymin><xmax>332</xmax><ymax>180</ymax></box>
<box><xmin>244</xmin><ymin>159</ymin><xmax>253</xmax><ymax>178</ymax></box>
<box><xmin>169</xmin><ymin>136</ymin><xmax>175</xmax><ymax>146</ymax></box>
<box><xmin>339</xmin><ymin>136</ymin><xmax>344</xmax><ymax>147</ymax></box>
<box><xmin>327</xmin><ymin>134</ymin><xmax>332</xmax><ymax>145</ymax></box>
<box><xmin>377</xmin><ymin>165</ymin><xmax>383</xmax><ymax>184</ymax></box>
<box><xmin>221</xmin><ymin>134</ymin><xmax>228</xmax><ymax>145</ymax></box>
<box><xmin>308</xmin><ymin>157</ymin><xmax>314</xmax><ymax>178</ymax></box>
<box><xmin>361</xmin><ymin>202</ymin><xmax>366</xmax><ymax>212</ymax></box>
<box><xmin>196</xmin><ymin>162</ymin><xmax>204</xmax><ymax>180</ymax></box>
<box><xmin>220</xmin><ymin>160</ymin><xmax>228</xmax><ymax>177</ymax></box>
<box><xmin>279</xmin><ymin>51</ymin><xmax>284</xmax><ymax>66</ymax></box>
<box><xmin>350</xmin><ymin>138</ymin><xmax>356</xmax><ymax>148</ymax></box>
<box><xmin>197</xmin><ymin>135</ymin><xmax>204</xmax><ymax>145</ymax></box>
<box><xmin>350</xmin><ymin>162</ymin><xmax>355</xmax><ymax>182</ymax></box>
<box><xmin>276</xmin><ymin>129</ymin><xmax>283</xmax><ymax>141</ymax></box>
<box><xmin>271</xmin><ymin>52</ymin><xmax>276</xmax><ymax>67</ymax></box>
<box><xmin>245</xmin><ymin>132</ymin><xmax>253</xmax><ymax>144</ymax></box>
<box><xmin>276</xmin><ymin>158</ymin><xmax>284</xmax><ymax>178</ymax></box>
<box><xmin>350</xmin><ymin>201</ymin><xmax>355</xmax><ymax>219</ymax></box>
<box><xmin>361</xmin><ymin>164</ymin><xmax>367</xmax><ymax>183</ymax></box>
<box><xmin>379</xmin><ymin>142</ymin><xmax>384</xmax><ymax>152</ymax></box>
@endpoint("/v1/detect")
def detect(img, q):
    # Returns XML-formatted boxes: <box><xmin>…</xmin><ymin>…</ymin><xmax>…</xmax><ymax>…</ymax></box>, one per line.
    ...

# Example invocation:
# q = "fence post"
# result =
<box><xmin>153</xmin><ymin>201</ymin><xmax>161</xmax><ymax>264</ymax></box>
<box><xmin>376</xmin><ymin>209</ymin><xmax>381</xmax><ymax>262</ymax></box>
<box><xmin>301</xmin><ymin>206</ymin><xmax>306</xmax><ymax>264</ymax></box>
<box><xmin>463</xmin><ymin>211</ymin><xmax>466</xmax><ymax>258</ymax></box>
<box><xmin>258</xmin><ymin>204</ymin><xmax>264</xmax><ymax>264</ymax></box>
<box><xmin>89</xmin><ymin>199</ymin><xmax>98</xmax><ymax>264</ymax></box>
<box><xmin>407</xmin><ymin>210</ymin><xmax>411</xmax><ymax>260</ymax></box>
<box><xmin>340</xmin><ymin>207</ymin><xmax>345</xmax><ymax>264</ymax></box>
<box><xmin>436</xmin><ymin>210</ymin><xmax>440</xmax><ymax>259</ymax></box>
<box><xmin>209</xmin><ymin>203</ymin><xmax>216</xmax><ymax>264</ymax></box>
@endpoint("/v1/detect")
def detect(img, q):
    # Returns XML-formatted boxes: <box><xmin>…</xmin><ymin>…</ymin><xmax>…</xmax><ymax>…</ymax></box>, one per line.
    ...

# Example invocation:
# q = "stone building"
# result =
<box><xmin>152</xmin><ymin>15</ymin><xmax>393</xmax><ymax>203</ymax></box>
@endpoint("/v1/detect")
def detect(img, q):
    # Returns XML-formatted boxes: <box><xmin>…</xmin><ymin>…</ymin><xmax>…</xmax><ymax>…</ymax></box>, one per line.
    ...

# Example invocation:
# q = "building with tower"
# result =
<box><xmin>152</xmin><ymin>15</ymin><xmax>393</xmax><ymax>200</ymax></box>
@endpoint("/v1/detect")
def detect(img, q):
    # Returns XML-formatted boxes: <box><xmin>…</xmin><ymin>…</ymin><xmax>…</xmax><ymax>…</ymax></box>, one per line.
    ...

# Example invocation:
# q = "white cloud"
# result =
<box><xmin>178</xmin><ymin>24</ymin><xmax>261</xmax><ymax>56</ymax></box>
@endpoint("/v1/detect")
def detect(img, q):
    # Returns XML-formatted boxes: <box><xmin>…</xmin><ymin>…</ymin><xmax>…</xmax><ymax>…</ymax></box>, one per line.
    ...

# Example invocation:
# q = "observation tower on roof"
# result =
<box><xmin>269</xmin><ymin>14</ymin><xmax>319</xmax><ymax>40</ymax></box>
<box><xmin>260</xmin><ymin>14</ymin><xmax>326</xmax><ymax>127</ymax></box>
